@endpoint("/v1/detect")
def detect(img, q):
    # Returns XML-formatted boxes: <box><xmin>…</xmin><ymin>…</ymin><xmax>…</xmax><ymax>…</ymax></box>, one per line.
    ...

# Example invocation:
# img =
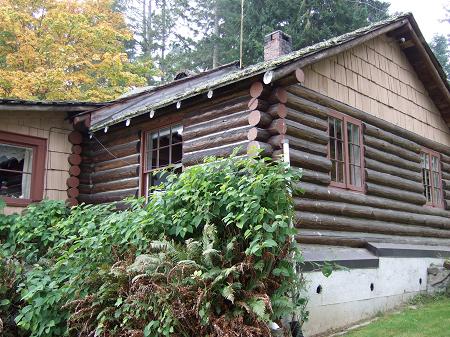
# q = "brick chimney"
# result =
<box><xmin>264</xmin><ymin>30</ymin><xmax>292</xmax><ymax>61</ymax></box>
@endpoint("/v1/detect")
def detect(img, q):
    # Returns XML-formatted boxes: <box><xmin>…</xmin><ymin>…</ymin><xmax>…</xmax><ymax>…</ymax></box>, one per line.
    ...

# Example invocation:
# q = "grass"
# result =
<box><xmin>340</xmin><ymin>295</ymin><xmax>450</xmax><ymax>337</ymax></box>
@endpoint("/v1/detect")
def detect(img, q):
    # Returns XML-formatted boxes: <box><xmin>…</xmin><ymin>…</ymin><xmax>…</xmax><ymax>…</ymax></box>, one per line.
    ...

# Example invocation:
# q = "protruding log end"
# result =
<box><xmin>248</xmin><ymin>110</ymin><xmax>273</xmax><ymax>127</ymax></box>
<box><xmin>295</xmin><ymin>68</ymin><xmax>305</xmax><ymax>83</ymax></box>
<box><xmin>248</xmin><ymin>97</ymin><xmax>270</xmax><ymax>111</ymax></box>
<box><xmin>263</xmin><ymin>70</ymin><xmax>274</xmax><ymax>85</ymax></box>
<box><xmin>247</xmin><ymin>141</ymin><xmax>273</xmax><ymax>156</ymax></box>
<box><xmin>68</xmin><ymin>131</ymin><xmax>83</xmax><ymax>145</ymax></box>
<box><xmin>67</xmin><ymin>187</ymin><xmax>80</xmax><ymax>198</ymax></box>
<box><xmin>267</xmin><ymin>103</ymin><xmax>287</xmax><ymax>118</ymax></box>
<box><xmin>69</xmin><ymin>165</ymin><xmax>81</xmax><ymax>177</ymax></box>
<box><xmin>247</xmin><ymin>127</ymin><xmax>271</xmax><ymax>141</ymax></box>
<box><xmin>67</xmin><ymin>176</ymin><xmax>80</xmax><ymax>188</ymax></box>
<box><xmin>250</xmin><ymin>82</ymin><xmax>265</xmax><ymax>98</ymax></box>
<box><xmin>71</xmin><ymin>145</ymin><xmax>82</xmax><ymax>155</ymax></box>
<box><xmin>68</xmin><ymin>154</ymin><xmax>82</xmax><ymax>166</ymax></box>
<box><xmin>268</xmin><ymin>87</ymin><xmax>288</xmax><ymax>104</ymax></box>
<box><xmin>269</xmin><ymin>119</ymin><xmax>287</xmax><ymax>135</ymax></box>
<box><xmin>66</xmin><ymin>198</ymin><xmax>79</xmax><ymax>207</ymax></box>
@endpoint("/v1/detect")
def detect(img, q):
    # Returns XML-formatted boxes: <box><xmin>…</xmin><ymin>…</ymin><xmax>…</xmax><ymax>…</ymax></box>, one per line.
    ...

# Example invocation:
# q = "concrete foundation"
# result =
<box><xmin>300</xmin><ymin>243</ymin><xmax>449</xmax><ymax>337</ymax></box>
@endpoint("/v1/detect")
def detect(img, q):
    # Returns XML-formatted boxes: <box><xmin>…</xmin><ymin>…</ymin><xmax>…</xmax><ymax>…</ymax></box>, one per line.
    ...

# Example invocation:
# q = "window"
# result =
<box><xmin>0</xmin><ymin>131</ymin><xmax>46</xmax><ymax>206</ymax></box>
<box><xmin>328</xmin><ymin>112</ymin><xmax>364</xmax><ymax>191</ymax></box>
<box><xmin>142</xmin><ymin>124</ymin><xmax>183</xmax><ymax>196</ymax></box>
<box><xmin>421</xmin><ymin>149</ymin><xmax>443</xmax><ymax>207</ymax></box>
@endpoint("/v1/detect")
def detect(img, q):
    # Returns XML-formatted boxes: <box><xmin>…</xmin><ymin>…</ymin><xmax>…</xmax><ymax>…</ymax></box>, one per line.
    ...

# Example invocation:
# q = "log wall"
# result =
<box><xmin>285</xmin><ymin>83</ymin><xmax>450</xmax><ymax>247</ymax></box>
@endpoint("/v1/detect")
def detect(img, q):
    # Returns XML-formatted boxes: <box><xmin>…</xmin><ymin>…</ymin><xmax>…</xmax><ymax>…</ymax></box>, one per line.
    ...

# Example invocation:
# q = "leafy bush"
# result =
<box><xmin>0</xmin><ymin>154</ymin><xmax>307</xmax><ymax>336</ymax></box>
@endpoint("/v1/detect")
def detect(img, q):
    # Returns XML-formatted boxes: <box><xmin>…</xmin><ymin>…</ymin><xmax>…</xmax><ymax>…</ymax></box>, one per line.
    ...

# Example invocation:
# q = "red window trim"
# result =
<box><xmin>421</xmin><ymin>147</ymin><xmax>444</xmax><ymax>208</ymax></box>
<box><xmin>0</xmin><ymin>131</ymin><xmax>46</xmax><ymax>207</ymax></box>
<box><xmin>140</xmin><ymin>114</ymin><xmax>183</xmax><ymax>197</ymax></box>
<box><xmin>327</xmin><ymin>110</ymin><xmax>365</xmax><ymax>192</ymax></box>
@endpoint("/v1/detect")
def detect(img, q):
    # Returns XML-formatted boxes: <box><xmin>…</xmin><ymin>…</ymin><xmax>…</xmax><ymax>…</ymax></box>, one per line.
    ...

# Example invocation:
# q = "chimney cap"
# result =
<box><xmin>264</xmin><ymin>30</ymin><xmax>292</xmax><ymax>44</ymax></box>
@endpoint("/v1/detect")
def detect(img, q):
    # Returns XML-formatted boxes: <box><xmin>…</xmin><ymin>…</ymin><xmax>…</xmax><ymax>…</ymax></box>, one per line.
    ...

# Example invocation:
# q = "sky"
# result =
<box><xmin>388</xmin><ymin>0</ymin><xmax>449</xmax><ymax>41</ymax></box>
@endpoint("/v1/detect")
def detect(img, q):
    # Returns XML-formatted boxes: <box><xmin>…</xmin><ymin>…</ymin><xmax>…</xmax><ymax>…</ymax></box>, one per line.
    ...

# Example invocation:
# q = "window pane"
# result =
<box><xmin>431</xmin><ymin>156</ymin><xmax>439</xmax><ymax>172</ymax></box>
<box><xmin>159</xmin><ymin>146</ymin><xmax>170</xmax><ymax>168</ymax></box>
<box><xmin>348</xmin><ymin>123</ymin><xmax>360</xmax><ymax>145</ymax></box>
<box><xmin>350</xmin><ymin>165</ymin><xmax>362</xmax><ymax>187</ymax></box>
<box><xmin>336</xmin><ymin>119</ymin><xmax>343</xmax><ymax>140</ymax></box>
<box><xmin>331</xmin><ymin>160</ymin><xmax>337</xmax><ymax>182</ymax></box>
<box><xmin>420</xmin><ymin>152</ymin><xmax>432</xmax><ymax>203</ymax></box>
<box><xmin>337</xmin><ymin>140</ymin><xmax>344</xmax><ymax>161</ymax></box>
<box><xmin>0</xmin><ymin>171</ymin><xmax>32</xmax><ymax>199</ymax></box>
<box><xmin>0</xmin><ymin>143</ymin><xmax>33</xmax><ymax>199</ymax></box>
<box><xmin>337</xmin><ymin>162</ymin><xmax>345</xmax><ymax>183</ymax></box>
<box><xmin>329</xmin><ymin>117</ymin><xmax>335</xmax><ymax>138</ymax></box>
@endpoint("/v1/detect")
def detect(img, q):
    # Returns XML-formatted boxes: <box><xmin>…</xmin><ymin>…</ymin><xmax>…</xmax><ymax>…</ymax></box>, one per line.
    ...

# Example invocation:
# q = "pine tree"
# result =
<box><xmin>430</xmin><ymin>34</ymin><xmax>450</xmax><ymax>80</ymax></box>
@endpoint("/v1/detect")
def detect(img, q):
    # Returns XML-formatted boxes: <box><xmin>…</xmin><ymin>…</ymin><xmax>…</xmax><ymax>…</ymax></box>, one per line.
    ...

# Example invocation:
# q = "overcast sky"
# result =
<box><xmin>388</xmin><ymin>0</ymin><xmax>449</xmax><ymax>41</ymax></box>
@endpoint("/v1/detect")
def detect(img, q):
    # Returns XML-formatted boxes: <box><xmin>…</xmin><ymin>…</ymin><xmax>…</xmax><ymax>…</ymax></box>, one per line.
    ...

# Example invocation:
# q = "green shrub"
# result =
<box><xmin>0</xmin><ymin>154</ymin><xmax>308</xmax><ymax>337</ymax></box>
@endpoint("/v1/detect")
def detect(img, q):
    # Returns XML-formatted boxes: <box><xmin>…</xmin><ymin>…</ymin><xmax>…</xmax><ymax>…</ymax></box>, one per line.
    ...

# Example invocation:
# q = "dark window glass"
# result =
<box><xmin>0</xmin><ymin>144</ymin><xmax>33</xmax><ymax>199</ymax></box>
<box><xmin>421</xmin><ymin>151</ymin><xmax>443</xmax><ymax>207</ymax></box>
<box><xmin>144</xmin><ymin>125</ymin><xmax>183</xmax><ymax>195</ymax></box>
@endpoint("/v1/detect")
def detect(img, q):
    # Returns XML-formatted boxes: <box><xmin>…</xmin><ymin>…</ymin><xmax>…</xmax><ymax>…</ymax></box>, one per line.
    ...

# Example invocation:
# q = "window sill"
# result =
<box><xmin>0</xmin><ymin>197</ymin><xmax>39</xmax><ymax>207</ymax></box>
<box><xmin>329</xmin><ymin>182</ymin><xmax>365</xmax><ymax>193</ymax></box>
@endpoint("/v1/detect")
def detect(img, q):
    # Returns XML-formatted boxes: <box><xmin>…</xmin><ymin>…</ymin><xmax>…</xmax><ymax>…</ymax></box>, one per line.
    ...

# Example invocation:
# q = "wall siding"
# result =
<box><xmin>303</xmin><ymin>34</ymin><xmax>450</xmax><ymax>146</ymax></box>
<box><xmin>0</xmin><ymin>110</ymin><xmax>72</xmax><ymax>215</ymax></box>
<box><xmin>284</xmin><ymin>84</ymin><xmax>450</xmax><ymax>247</ymax></box>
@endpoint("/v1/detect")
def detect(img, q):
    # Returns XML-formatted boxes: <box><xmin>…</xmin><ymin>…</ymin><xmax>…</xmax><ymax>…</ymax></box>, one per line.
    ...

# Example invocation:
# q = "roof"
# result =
<box><xmin>0</xmin><ymin>98</ymin><xmax>107</xmax><ymax>112</ymax></box>
<box><xmin>88</xmin><ymin>12</ymin><xmax>450</xmax><ymax>131</ymax></box>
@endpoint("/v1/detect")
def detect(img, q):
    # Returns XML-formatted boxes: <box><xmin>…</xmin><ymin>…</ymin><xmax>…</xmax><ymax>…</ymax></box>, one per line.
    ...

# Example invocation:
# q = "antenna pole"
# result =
<box><xmin>239</xmin><ymin>0</ymin><xmax>244</xmax><ymax>68</ymax></box>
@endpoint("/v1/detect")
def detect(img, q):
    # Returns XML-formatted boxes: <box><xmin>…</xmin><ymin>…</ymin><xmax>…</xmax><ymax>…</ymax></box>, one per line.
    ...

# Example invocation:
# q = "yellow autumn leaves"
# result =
<box><xmin>0</xmin><ymin>0</ymin><xmax>155</xmax><ymax>101</ymax></box>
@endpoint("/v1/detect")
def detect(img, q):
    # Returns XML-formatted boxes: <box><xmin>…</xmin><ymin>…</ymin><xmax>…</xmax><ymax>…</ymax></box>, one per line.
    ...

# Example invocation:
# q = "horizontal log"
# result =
<box><xmin>91</xmin><ymin>177</ymin><xmax>139</xmax><ymax>194</ymax></box>
<box><xmin>441</xmin><ymin>153</ymin><xmax>450</xmax><ymax>165</ymax></box>
<box><xmin>442</xmin><ymin>179</ymin><xmax>450</xmax><ymax>191</ymax></box>
<box><xmin>289</xmin><ymin>148</ymin><xmax>332</xmax><ymax>172</ymax></box>
<box><xmin>296</xmin><ymin>182</ymin><xmax>450</xmax><ymax>218</ymax></box>
<box><xmin>364</xmin><ymin>157</ymin><xmax>423</xmax><ymax>183</ymax></box>
<box><xmin>247</xmin><ymin>128</ymin><xmax>271</xmax><ymax>141</ymax></box>
<box><xmin>294</xmin><ymin>198</ymin><xmax>450</xmax><ymax>230</ymax></box>
<box><xmin>264</xmin><ymin>67</ymin><xmax>305</xmax><ymax>85</ymax></box>
<box><xmin>248</xmin><ymin>110</ymin><xmax>273</xmax><ymax>127</ymax></box>
<box><xmin>183</xmin><ymin>110</ymin><xmax>250</xmax><ymax>142</ymax></box>
<box><xmin>365</xmin><ymin>182</ymin><xmax>426</xmax><ymax>205</ymax></box>
<box><xmin>300</xmin><ymin>169</ymin><xmax>331</xmax><ymax>185</ymax></box>
<box><xmin>94</xmin><ymin>154</ymin><xmax>140</xmax><ymax>173</ymax></box>
<box><xmin>89</xmin><ymin>129</ymin><xmax>141</xmax><ymax>150</ymax></box>
<box><xmin>184</xmin><ymin>126</ymin><xmax>251</xmax><ymax>153</ymax></box>
<box><xmin>78</xmin><ymin>188</ymin><xmax>139</xmax><ymax>204</ymax></box>
<box><xmin>268</xmin><ymin>135</ymin><xmax>328</xmax><ymax>156</ymax></box>
<box><xmin>90</xmin><ymin>164</ymin><xmax>140</xmax><ymax>184</ymax></box>
<box><xmin>68</xmin><ymin>131</ymin><xmax>83</xmax><ymax>145</ymax></box>
<box><xmin>66</xmin><ymin>177</ymin><xmax>80</xmax><ymax>188</ymax></box>
<box><xmin>297</xmin><ymin>228</ymin><xmax>450</xmax><ymax>247</ymax></box>
<box><xmin>441</xmin><ymin>161</ymin><xmax>450</xmax><ymax>174</ymax></box>
<box><xmin>364</xmin><ymin>146</ymin><xmax>421</xmax><ymax>172</ymax></box>
<box><xmin>364</xmin><ymin>124</ymin><xmax>421</xmax><ymax>153</ymax></box>
<box><xmin>284</xmin><ymin>119</ymin><xmax>329</xmax><ymax>144</ymax></box>
<box><xmin>286</xmin><ymin>92</ymin><xmax>329</xmax><ymax>118</ymax></box>
<box><xmin>84</xmin><ymin>140</ymin><xmax>140</xmax><ymax>164</ymax></box>
<box><xmin>365</xmin><ymin>168</ymin><xmax>424</xmax><ymax>194</ymax></box>
<box><xmin>445</xmin><ymin>199</ymin><xmax>450</xmax><ymax>210</ymax></box>
<box><xmin>363</xmin><ymin>135</ymin><xmax>421</xmax><ymax>163</ymax></box>
<box><xmin>78</xmin><ymin>183</ymin><xmax>91</xmax><ymax>194</ymax></box>
<box><xmin>247</xmin><ymin>141</ymin><xmax>273</xmax><ymax>156</ymax></box>
<box><xmin>68</xmin><ymin>154</ymin><xmax>82</xmax><ymax>166</ymax></box>
<box><xmin>273</xmin><ymin>68</ymin><xmax>305</xmax><ymax>87</ymax></box>
<box><xmin>442</xmin><ymin>171</ymin><xmax>450</xmax><ymax>181</ymax></box>
<box><xmin>182</xmin><ymin>142</ymin><xmax>248</xmax><ymax>167</ymax></box>
<box><xmin>69</xmin><ymin>165</ymin><xmax>81</xmax><ymax>177</ymax></box>
<box><xmin>287</xmin><ymin>84</ymin><xmax>450</xmax><ymax>156</ymax></box>
<box><xmin>285</xmin><ymin>107</ymin><xmax>328</xmax><ymax>131</ymax></box>
<box><xmin>295</xmin><ymin>233</ymin><xmax>366</xmax><ymax>248</ymax></box>
<box><xmin>248</xmin><ymin>98</ymin><xmax>270</xmax><ymax>111</ymax></box>
<box><xmin>183</xmin><ymin>95</ymin><xmax>249</xmax><ymax>126</ymax></box>
<box><xmin>296</xmin><ymin>211</ymin><xmax>450</xmax><ymax>239</ymax></box>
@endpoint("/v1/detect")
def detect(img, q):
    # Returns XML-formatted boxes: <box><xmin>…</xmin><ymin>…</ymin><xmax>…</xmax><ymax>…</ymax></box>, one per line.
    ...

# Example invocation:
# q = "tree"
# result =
<box><xmin>170</xmin><ymin>0</ymin><xmax>390</xmax><ymax>71</ymax></box>
<box><xmin>0</xmin><ymin>0</ymin><xmax>156</xmax><ymax>101</ymax></box>
<box><xmin>430</xmin><ymin>34</ymin><xmax>450</xmax><ymax>80</ymax></box>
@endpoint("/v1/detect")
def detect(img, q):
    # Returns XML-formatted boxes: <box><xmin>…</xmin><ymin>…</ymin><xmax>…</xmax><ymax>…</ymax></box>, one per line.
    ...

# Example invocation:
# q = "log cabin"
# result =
<box><xmin>3</xmin><ymin>12</ymin><xmax>450</xmax><ymax>335</ymax></box>
<box><xmin>0</xmin><ymin>99</ymin><xmax>104</xmax><ymax>215</ymax></box>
